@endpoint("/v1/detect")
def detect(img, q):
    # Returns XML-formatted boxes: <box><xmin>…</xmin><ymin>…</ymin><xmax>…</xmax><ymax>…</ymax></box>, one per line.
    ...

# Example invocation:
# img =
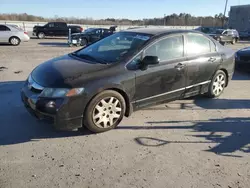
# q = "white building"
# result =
<box><xmin>228</xmin><ymin>4</ymin><xmax>250</xmax><ymax>31</ymax></box>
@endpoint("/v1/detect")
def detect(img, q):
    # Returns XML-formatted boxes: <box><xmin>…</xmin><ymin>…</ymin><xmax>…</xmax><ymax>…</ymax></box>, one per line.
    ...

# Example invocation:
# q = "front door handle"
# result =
<box><xmin>175</xmin><ymin>63</ymin><xmax>185</xmax><ymax>70</ymax></box>
<box><xmin>208</xmin><ymin>57</ymin><xmax>216</xmax><ymax>62</ymax></box>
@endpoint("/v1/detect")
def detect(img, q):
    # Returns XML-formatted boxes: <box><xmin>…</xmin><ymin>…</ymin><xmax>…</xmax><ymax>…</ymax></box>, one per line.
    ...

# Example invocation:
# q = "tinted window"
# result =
<box><xmin>103</xmin><ymin>29</ymin><xmax>110</xmax><ymax>34</ymax></box>
<box><xmin>48</xmin><ymin>23</ymin><xmax>54</xmax><ymax>28</ymax></box>
<box><xmin>55</xmin><ymin>23</ymin><xmax>66</xmax><ymax>27</ymax></box>
<box><xmin>0</xmin><ymin>25</ymin><xmax>10</xmax><ymax>31</ymax></box>
<box><xmin>223</xmin><ymin>31</ymin><xmax>228</xmax><ymax>35</ymax></box>
<box><xmin>144</xmin><ymin>35</ymin><xmax>184</xmax><ymax>61</ymax></box>
<box><xmin>186</xmin><ymin>34</ymin><xmax>211</xmax><ymax>56</ymax></box>
<box><xmin>95</xmin><ymin>29</ymin><xmax>102</xmax><ymax>34</ymax></box>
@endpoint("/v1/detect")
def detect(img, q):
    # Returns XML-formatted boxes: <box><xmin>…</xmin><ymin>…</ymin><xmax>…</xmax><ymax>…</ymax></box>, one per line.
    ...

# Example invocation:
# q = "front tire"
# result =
<box><xmin>84</xmin><ymin>90</ymin><xmax>126</xmax><ymax>133</ymax></box>
<box><xmin>9</xmin><ymin>37</ymin><xmax>20</xmax><ymax>46</ymax></box>
<box><xmin>80</xmin><ymin>38</ymin><xmax>87</xmax><ymax>46</ymax></box>
<box><xmin>206</xmin><ymin>70</ymin><xmax>227</xmax><ymax>98</ymax></box>
<box><xmin>37</xmin><ymin>32</ymin><xmax>45</xmax><ymax>39</ymax></box>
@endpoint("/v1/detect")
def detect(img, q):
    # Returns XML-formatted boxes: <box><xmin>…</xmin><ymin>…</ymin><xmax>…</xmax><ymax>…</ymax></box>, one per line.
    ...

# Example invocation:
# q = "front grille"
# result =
<box><xmin>30</xmin><ymin>87</ymin><xmax>42</xmax><ymax>93</ymax></box>
<box><xmin>240</xmin><ymin>56</ymin><xmax>250</xmax><ymax>61</ymax></box>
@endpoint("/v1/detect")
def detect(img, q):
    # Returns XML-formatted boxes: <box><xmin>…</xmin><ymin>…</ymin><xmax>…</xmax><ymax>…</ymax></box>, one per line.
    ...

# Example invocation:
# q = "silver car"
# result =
<box><xmin>0</xmin><ymin>24</ymin><xmax>30</xmax><ymax>46</ymax></box>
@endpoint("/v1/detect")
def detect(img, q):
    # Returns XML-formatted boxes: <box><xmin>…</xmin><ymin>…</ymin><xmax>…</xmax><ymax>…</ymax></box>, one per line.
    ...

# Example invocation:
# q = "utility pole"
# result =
<box><xmin>222</xmin><ymin>0</ymin><xmax>228</xmax><ymax>28</ymax></box>
<box><xmin>164</xmin><ymin>14</ymin><xmax>166</xmax><ymax>26</ymax></box>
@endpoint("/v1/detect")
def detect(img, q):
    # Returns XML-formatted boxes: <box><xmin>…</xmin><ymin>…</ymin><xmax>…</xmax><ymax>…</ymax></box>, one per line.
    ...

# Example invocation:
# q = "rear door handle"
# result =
<box><xmin>175</xmin><ymin>63</ymin><xmax>185</xmax><ymax>70</ymax></box>
<box><xmin>208</xmin><ymin>57</ymin><xmax>216</xmax><ymax>62</ymax></box>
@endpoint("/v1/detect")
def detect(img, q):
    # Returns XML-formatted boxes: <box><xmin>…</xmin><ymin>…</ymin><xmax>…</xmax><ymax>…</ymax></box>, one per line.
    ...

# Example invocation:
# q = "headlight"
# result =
<box><xmin>235</xmin><ymin>53</ymin><xmax>240</xmax><ymax>61</ymax></box>
<box><xmin>40</xmin><ymin>88</ymin><xmax>84</xmax><ymax>98</ymax></box>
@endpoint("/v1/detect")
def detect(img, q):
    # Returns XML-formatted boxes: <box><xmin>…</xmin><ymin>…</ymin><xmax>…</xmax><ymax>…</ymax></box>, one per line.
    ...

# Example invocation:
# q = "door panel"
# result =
<box><xmin>184</xmin><ymin>33</ymin><xmax>221</xmax><ymax>97</ymax></box>
<box><xmin>0</xmin><ymin>31</ymin><xmax>11</xmax><ymax>42</ymax></box>
<box><xmin>135</xmin><ymin>58</ymin><xmax>187</xmax><ymax>108</ymax></box>
<box><xmin>90</xmin><ymin>29</ymin><xmax>102</xmax><ymax>42</ymax></box>
<box><xmin>133</xmin><ymin>35</ymin><xmax>187</xmax><ymax>109</ymax></box>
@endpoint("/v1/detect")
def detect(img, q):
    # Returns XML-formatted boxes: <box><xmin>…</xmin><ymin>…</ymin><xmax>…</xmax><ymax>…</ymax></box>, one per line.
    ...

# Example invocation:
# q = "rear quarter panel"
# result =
<box><xmin>217</xmin><ymin>44</ymin><xmax>235</xmax><ymax>80</ymax></box>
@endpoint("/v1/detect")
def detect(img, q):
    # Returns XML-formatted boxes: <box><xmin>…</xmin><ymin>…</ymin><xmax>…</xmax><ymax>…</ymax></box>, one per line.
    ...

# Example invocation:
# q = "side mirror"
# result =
<box><xmin>142</xmin><ymin>56</ymin><xmax>159</xmax><ymax>65</ymax></box>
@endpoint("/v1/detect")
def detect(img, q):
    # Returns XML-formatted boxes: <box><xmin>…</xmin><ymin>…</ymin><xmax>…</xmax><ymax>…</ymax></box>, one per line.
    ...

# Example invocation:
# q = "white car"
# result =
<box><xmin>0</xmin><ymin>24</ymin><xmax>30</xmax><ymax>46</ymax></box>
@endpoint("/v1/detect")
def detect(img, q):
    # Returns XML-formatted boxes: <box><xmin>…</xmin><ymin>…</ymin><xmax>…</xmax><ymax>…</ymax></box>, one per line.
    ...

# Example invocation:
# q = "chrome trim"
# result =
<box><xmin>133</xmin><ymin>80</ymin><xmax>211</xmax><ymax>103</ymax></box>
<box><xmin>133</xmin><ymin>88</ymin><xmax>185</xmax><ymax>103</ymax></box>
<box><xmin>28</xmin><ymin>75</ymin><xmax>44</xmax><ymax>91</ymax></box>
<box><xmin>31</xmin><ymin>81</ymin><xmax>44</xmax><ymax>90</ymax></box>
<box><xmin>186</xmin><ymin>80</ymin><xmax>211</xmax><ymax>89</ymax></box>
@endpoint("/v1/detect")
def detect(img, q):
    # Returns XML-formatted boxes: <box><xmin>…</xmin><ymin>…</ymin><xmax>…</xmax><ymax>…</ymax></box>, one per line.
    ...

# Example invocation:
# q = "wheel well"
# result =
<box><xmin>82</xmin><ymin>37</ymin><xmax>88</xmax><ymax>42</ymax></box>
<box><xmin>219</xmin><ymin>68</ymin><xmax>229</xmax><ymax>87</ymax></box>
<box><xmin>9</xmin><ymin>36</ymin><xmax>20</xmax><ymax>42</ymax></box>
<box><xmin>84</xmin><ymin>88</ymin><xmax>131</xmax><ymax>118</ymax></box>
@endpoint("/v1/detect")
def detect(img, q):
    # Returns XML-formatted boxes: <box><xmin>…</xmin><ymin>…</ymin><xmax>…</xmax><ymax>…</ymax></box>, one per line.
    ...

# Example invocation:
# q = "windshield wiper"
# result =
<box><xmin>70</xmin><ymin>52</ymin><xmax>107</xmax><ymax>64</ymax></box>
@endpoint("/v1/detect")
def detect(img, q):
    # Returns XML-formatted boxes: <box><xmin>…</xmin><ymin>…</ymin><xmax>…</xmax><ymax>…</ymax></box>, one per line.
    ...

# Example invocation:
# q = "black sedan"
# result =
<box><xmin>21</xmin><ymin>28</ymin><xmax>235</xmax><ymax>133</ymax></box>
<box><xmin>235</xmin><ymin>47</ymin><xmax>250</xmax><ymax>71</ymax></box>
<box><xmin>69</xmin><ymin>27</ymin><xmax>116</xmax><ymax>46</ymax></box>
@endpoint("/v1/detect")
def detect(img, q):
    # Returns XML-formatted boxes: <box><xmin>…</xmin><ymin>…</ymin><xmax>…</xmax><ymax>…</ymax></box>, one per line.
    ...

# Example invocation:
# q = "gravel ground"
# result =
<box><xmin>0</xmin><ymin>39</ymin><xmax>250</xmax><ymax>188</ymax></box>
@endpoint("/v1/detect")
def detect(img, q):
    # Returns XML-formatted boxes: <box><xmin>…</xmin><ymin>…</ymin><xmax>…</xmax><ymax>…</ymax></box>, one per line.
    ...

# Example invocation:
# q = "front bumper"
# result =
<box><xmin>21</xmin><ymin>83</ymin><xmax>84</xmax><ymax>131</ymax></box>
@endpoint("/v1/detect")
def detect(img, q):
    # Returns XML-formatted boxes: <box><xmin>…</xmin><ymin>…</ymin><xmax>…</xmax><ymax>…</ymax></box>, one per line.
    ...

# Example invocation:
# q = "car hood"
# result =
<box><xmin>237</xmin><ymin>47</ymin><xmax>250</xmax><ymax>56</ymax></box>
<box><xmin>31</xmin><ymin>54</ymin><xmax>111</xmax><ymax>88</ymax></box>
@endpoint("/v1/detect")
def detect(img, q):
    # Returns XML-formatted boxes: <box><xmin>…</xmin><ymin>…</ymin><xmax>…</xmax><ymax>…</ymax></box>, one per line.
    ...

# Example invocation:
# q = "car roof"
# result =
<box><xmin>123</xmin><ymin>28</ymin><xmax>201</xmax><ymax>36</ymax></box>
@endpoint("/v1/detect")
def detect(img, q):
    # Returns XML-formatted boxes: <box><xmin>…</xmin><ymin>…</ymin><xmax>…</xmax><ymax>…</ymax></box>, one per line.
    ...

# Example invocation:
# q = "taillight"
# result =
<box><xmin>80</xmin><ymin>27</ymin><xmax>83</xmax><ymax>32</ymax></box>
<box><xmin>24</xmin><ymin>32</ymin><xmax>28</xmax><ymax>35</ymax></box>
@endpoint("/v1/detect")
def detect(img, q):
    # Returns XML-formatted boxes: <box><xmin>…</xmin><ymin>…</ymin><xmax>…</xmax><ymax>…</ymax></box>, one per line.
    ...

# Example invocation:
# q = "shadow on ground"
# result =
<box><xmin>38</xmin><ymin>42</ymin><xmax>69</xmax><ymax>47</ymax></box>
<box><xmin>0</xmin><ymin>43</ymin><xmax>12</xmax><ymax>46</ymax></box>
<box><xmin>130</xmin><ymin>117</ymin><xmax>250</xmax><ymax>157</ymax></box>
<box><xmin>0</xmin><ymin>81</ymin><xmax>90</xmax><ymax>146</ymax></box>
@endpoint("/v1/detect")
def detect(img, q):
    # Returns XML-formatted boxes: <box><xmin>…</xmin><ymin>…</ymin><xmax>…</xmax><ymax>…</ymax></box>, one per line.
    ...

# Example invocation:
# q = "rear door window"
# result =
<box><xmin>186</xmin><ymin>34</ymin><xmax>211</xmax><ymax>56</ymax></box>
<box><xmin>0</xmin><ymin>25</ymin><xmax>10</xmax><ymax>31</ymax></box>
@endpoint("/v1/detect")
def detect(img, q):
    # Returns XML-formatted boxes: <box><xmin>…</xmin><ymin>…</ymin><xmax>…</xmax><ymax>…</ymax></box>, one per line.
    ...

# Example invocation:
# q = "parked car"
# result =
<box><xmin>235</xmin><ymin>47</ymin><xmax>250</xmax><ymax>70</ymax></box>
<box><xmin>68</xmin><ymin>26</ymin><xmax>117</xmax><ymax>46</ymax></box>
<box><xmin>21</xmin><ymin>28</ymin><xmax>235</xmax><ymax>133</ymax></box>
<box><xmin>239</xmin><ymin>31</ymin><xmax>250</xmax><ymax>39</ymax></box>
<box><xmin>208</xmin><ymin>29</ymin><xmax>239</xmax><ymax>45</ymax></box>
<box><xmin>33</xmin><ymin>22</ymin><xmax>83</xmax><ymax>39</ymax></box>
<box><xmin>0</xmin><ymin>24</ymin><xmax>30</xmax><ymax>46</ymax></box>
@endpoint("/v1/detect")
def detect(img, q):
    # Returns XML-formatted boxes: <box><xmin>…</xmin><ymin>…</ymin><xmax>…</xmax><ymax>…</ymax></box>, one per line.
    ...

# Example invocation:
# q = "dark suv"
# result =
<box><xmin>21</xmin><ymin>28</ymin><xmax>235</xmax><ymax>133</ymax></box>
<box><xmin>209</xmin><ymin>29</ymin><xmax>239</xmax><ymax>45</ymax></box>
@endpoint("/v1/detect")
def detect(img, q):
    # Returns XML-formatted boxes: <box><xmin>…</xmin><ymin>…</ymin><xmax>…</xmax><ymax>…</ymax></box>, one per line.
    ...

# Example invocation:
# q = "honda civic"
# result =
<box><xmin>21</xmin><ymin>28</ymin><xmax>235</xmax><ymax>133</ymax></box>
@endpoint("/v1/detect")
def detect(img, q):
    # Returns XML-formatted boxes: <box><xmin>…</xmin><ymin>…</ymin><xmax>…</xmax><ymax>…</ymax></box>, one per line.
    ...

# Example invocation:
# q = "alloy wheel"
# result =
<box><xmin>212</xmin><ymin>74</ymin><xmax>226</xmax><ymax>96</ymax></box>
<box><xmin>11</xmin><ymin>38</ymin><xmax>19</xmax><ymax>45</ymax></box>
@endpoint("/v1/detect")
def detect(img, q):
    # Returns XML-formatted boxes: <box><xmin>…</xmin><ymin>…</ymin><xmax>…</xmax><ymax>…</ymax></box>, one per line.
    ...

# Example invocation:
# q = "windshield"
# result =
<box><xmin>83</xmin><ymin>28</ymin><xmax>96</xmax><ymax>33</ymax></box>
<box><xmin>216</xmin><ymin>30</ymin><xmax>224</xmax><ymax>34</ymax></box>
<box><xmin>72</xmin><ymin>32</ymin><xmax>152</xmax><ymax>64</ymax></box>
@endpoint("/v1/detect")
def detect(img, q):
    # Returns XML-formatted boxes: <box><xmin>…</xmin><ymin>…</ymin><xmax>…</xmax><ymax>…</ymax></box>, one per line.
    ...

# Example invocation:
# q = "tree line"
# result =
<box><xmin>0</xmin><ymin>13</ymin><xmax>228</xmax><ymax>27</ymax></box>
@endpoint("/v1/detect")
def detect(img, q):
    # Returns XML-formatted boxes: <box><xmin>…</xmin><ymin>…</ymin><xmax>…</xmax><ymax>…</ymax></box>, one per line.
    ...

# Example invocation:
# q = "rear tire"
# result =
<box><xmin>84</xmin><ymin>90</ymin><xmax>126</xmax><ymax>133</ymax></box>
<box><xmin>9</xmin><ymin>37</ymin><xmax>20</xmax><ymax>46</ymax></box>
<box><xmin>37</xmin><ymin>32</ymin><xmax>45</xmax><ymax>39</ymax></box>
<box><xmin>231</xmin><ymin>38</ymin><xmax>236</xmax><ymax>45</ymax></box>
<box><xmin>206</xmin><ymin>70</ymin><xmax>227</xmax><ymax>98</ymax></box>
